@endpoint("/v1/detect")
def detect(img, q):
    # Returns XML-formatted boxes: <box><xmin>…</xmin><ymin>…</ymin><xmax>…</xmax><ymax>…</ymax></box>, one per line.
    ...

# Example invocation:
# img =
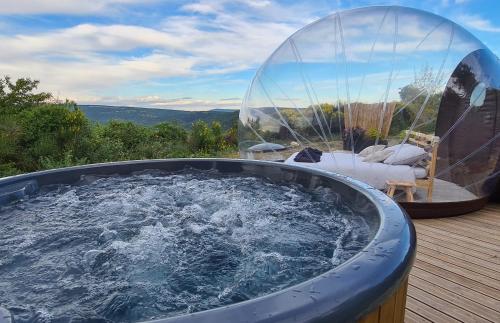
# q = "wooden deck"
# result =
<box><xmin>405</xmin><ymin>203</ymin><xmax>500</xmax><ymax>322</ymax></box>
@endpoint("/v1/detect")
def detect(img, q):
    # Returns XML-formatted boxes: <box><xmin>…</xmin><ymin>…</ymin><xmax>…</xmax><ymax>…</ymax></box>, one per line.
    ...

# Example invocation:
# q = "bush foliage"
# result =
<box><xmin>0</xmin><ymin>77</ymin><xmax>238</xmax><ymax>177</ymax></box>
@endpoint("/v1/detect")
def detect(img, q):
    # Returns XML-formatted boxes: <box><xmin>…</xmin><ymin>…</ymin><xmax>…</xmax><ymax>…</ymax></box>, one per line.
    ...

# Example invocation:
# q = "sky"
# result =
<box><xmin>0</xmin><ymin>0</ymin><xmax>499</xmax><ymax>110</ymax></box>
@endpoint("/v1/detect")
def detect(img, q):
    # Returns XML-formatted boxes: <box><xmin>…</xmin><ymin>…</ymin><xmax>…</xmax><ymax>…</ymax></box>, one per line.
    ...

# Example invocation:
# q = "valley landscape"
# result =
<box><xmin>78</xmin><ymin>105</ymin><xmax>239</xmax><ymax>129</ymax></box>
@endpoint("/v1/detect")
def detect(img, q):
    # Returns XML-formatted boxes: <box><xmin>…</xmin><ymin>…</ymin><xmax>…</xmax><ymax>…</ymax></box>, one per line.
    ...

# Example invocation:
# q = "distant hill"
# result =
<box><xmin>78</xmin><ymin>105</ymin><xmax>239</xmax><ymax>129</ymax></box>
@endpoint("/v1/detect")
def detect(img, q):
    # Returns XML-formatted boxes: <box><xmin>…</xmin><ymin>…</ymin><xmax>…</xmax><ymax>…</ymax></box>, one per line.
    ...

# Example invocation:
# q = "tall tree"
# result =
<box><xmin>0</xmin><ymin>76</ymin><xmax>52</xmax><ymax>114</ymax></box>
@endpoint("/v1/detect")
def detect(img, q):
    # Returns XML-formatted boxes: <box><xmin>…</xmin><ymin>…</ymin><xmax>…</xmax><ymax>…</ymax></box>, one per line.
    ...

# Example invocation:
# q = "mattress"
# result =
<box><xmin>285</xmin><ymin>151</ymin><xmax>427</xmax><ymax>190</ymax></box>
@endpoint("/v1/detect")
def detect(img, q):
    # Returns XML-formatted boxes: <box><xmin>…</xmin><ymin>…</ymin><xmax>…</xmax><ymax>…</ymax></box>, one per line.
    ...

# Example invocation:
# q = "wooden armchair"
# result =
<box><xmin>405</xmin><ymin>130</ymin><xmax>440</xmax><ymax>202</ymax></box>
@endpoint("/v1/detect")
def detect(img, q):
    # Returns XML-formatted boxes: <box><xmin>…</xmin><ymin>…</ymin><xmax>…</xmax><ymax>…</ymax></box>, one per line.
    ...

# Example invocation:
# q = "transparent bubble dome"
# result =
<box><xmin>239</xmin><ymin>6</ymin><xmax>500</xmax><ymax>204</ymax></box>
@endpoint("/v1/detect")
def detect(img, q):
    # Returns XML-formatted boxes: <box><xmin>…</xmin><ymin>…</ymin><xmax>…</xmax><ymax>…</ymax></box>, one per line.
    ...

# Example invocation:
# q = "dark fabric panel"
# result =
<box><xmin>486</xmin><ymin>90</ymin><xmax>500</xmax><ymax>199</ymax></box>
<box><xmin>435</xmin><ymin>49</ymin><xmax>500</xmax><ymax>197</ymax></box>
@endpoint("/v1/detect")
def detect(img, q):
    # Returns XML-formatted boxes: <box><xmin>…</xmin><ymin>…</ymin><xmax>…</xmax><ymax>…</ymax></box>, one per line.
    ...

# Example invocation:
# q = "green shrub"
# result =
<box><xmin>189</xmin><ymin>120</ymin><xmax>214</xmax><ymax>152</ymax></box>
<box><xmin>153</xmin><ymin>122</ymin><xmax>188</xmax><ymax>142</ymax></box>
<box><xmin>0</xmin><ymin>115</ymin><xmax>22</xmax><ymax>164</ymax></box>
<box><xmin>87</xmin><ymin>133</ymin><xmax>128</xmax><ymax>162</ymax></box>
<box><xmin>100</xmin><ymin>120</ymin><xmax>149</xmax><ymax>151</ymax></box>
<box><xmin>0</xmin><ymin>77</ymin><xmax>239</xmax><ymax>177</ymax></box>
<box><xmin>0</xmin><ymin>163</ymin><xmax>21</xmax><ymax>177</ymax></box>
<box><xmin>14</xmin><ymin>104</ymin><xmax>90</xmax><ymax>171</ymax></box>
<box><xmin>40</xmin><ymin>151</ymin><xmax>88</xmax><ymax>170</ymax></box>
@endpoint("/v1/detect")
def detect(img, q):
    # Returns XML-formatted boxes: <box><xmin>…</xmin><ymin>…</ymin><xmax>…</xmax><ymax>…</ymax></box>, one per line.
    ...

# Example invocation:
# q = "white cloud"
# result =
<box><xmin>0</xmin><ymin>0</ymin><xmax>154</xmax><ymax>15</ymax></box>
<box><xmin>0</xmin><ymin>24</ymin><xmax>184</xmax><ymax>59</ymax></box>
<box><xmin>80</xmin><ymin>95</ymin><xmax>241</xmax><ymax>111</ymax></box>
<box><xmin>0</xmin><ymin>1</ymin><xmax>316</xmax><ymax>106</ymax></box>
<box><xmin>457</xmin><ymin>14</ymin><xmax>500</xmax><ymax>33</ymax></box>
<box><xmin>0</xmin><ymin>52</ymin><xmax>198</xmax><ymax>101</ymax></box>
<box><xmin>4</xmin><ymin>0</ymin><xmax>493</xmax><ymax>111</ymax></box>
<box><xmin>181</xmin><ymin>3</ymin><xmax>219</xmax><ymax>15</ymax></box>
<box><xmin>180</xmin><ymin>0</ymin><xmax>321</xmax><ymax>24</ymax></box>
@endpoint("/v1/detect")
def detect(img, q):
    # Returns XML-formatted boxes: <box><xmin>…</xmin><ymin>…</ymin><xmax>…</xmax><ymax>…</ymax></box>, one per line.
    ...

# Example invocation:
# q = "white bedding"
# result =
<box><xmin>285</xmin><ymin>151</ymin><xmax>427</xmax><ymax>190</ymax></box>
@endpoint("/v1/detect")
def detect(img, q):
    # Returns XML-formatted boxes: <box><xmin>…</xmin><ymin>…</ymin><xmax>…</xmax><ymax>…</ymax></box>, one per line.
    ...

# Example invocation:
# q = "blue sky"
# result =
<box><xmin>0</xmin><ymin>0</ymin><xmax>499</xmax><ymax>110</ymax></box>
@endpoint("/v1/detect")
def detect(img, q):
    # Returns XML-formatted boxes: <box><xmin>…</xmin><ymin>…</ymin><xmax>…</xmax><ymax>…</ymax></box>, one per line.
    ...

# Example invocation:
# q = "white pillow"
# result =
<box><xmin>384</xmin><ymin>144</ymin><xmax>427</xmax><ymax>165</ymax></box>
<box><xmin>363</xmin><ymin>149</ymin><xmax>394</xmax><ymax>163</ymax></box>
<box><xmin>385</xmin><ymin>143</ymin><xmax>414</xmax><ymax>152</ymax></box>
<box><xmin>358</xmin><ymin>145</ymin><xmax>386</xmax><ymax>157</ymax></box>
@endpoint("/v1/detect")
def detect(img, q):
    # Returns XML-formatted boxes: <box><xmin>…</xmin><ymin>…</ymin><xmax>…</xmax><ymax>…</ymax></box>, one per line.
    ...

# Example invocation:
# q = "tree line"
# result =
<box><xmin>0</xmin><ymin>77</ymin><xmax>238</xmax><ymax>177</ymax></box>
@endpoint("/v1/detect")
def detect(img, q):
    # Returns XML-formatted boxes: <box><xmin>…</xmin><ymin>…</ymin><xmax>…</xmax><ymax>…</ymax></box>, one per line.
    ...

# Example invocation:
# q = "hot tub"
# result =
<box><xmin>0</xmin><ymin>159</ymin><xmax>415</xmax><ymax>323</ymax></box>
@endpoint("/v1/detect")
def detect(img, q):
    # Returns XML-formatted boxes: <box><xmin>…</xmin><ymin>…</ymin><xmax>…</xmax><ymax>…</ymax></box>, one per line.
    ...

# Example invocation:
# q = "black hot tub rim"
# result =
<box><xmin>0</xmin><ymin>159</ymin><xmax>416</xmax><ymax>323</ymax></box>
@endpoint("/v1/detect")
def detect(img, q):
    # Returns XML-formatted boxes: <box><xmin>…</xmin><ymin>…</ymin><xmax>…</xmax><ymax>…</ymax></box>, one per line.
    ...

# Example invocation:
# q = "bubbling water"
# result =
<box><xmin>0</xmin><ymin>169</ymin><xmax>371</xmax><ymax>322</ymax></box>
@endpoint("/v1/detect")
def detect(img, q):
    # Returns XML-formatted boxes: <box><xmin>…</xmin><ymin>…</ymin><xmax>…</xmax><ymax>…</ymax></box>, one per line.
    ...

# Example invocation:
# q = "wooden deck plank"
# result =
<box><xmin>413</xmin><ymin>258</ymin><xmax>500</xmax><ymax>300</ymax></box>
<box><xmin>414</xmin><ymin>224</ymin><xmax>500</xmax><ymax>255</ymax></box>
<box><xmin>416</xmin><ymin>232</ymin><xmax>500</xmax><ymax>264</ymax></box>
<box><xmin>415</xmin><ymin>227</ymin><xmax>499</xmax><ymax>258</ymax></box>
<box><xmin>413</xmin><ymin>222</ymin><xmax>500</xmax><ymax>253</ymax></box>
<box><xmin>405</xmin><ymin>296</ymin><xmax>461</xmax><ymax>323</ymax></box>
<box><xmin>436</xmin><ymin>217</ymin><xmax>500</xmax><ymax>236</ymax></box>
<box><xmin>407</xmin><ymin>285</ymin><xmax>491</xmax><ymax>322</ymax></box>
<box><xmin>410</xmin><ymin>266</ymin><xmax>500</xmax><ymax>311</ymax></box>
<box><xmin>417</xmin><ymin>220</ymin><xmax>500</xmax><ymax>245</ymax></box>
<box><xmin>434</xmin><ymin>217</ymin><xmax>500</xmax><ymax>238</ymax></box>
<box><xmin>417</xmin><ymin>239</ymin><xmax>500</xmax><ymax>270</ymax></box>
<box><xmin>404</xmin><ymin>309</ymin><xmax>432</xmax><ymax>323</ymax></box>
<box><xmin>408</xmin><ymin>275</ymin><xmax>500</xmax><ymax>321</ymax></box>
<box><xmin>405</xmin><ymin>203</ymin><xmax>500</xmax><ymax>323</ymax></box>
<box><xmin>471</xmin><ymin>211</ymin><xmax>500</xmax><ymax>221</ymax></box>
<box><xmin>447</xmin><ymin>216</ymin><xmax>500</xmax><ymax>230</ymax></box>
<box><xmin>415</xmin><ymin>252</ymin><xmax>500</xmax><ymax>289</ymax></box>
<box><xmin>417</xmin><ymin>245</ymin><xmax>500</xmax><ymax>279</ymax></box>
<box><xmin>463</xmin><ymin>215</ymin><xmax>500</xmax><ymax>227</ymax></box>
<box><xmin>477</xmin><ymin>206</ymin><xmax>500</xmax><ymax>216</ymax></box>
